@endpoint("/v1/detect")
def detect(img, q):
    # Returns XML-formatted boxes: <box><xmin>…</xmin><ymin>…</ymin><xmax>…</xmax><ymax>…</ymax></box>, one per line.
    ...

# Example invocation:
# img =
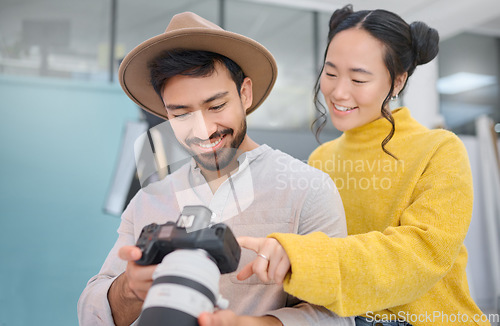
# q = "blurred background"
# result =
<box><xmin>0</xmin><ymin>0</ymin><xmax>499</xmax><ymax>325</ymax></box>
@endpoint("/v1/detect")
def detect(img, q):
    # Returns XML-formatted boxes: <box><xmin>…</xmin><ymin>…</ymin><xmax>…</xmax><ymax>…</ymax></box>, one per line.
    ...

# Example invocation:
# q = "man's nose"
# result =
<box><xmin>192</xmin><ymin>111</ymin><xmax>217</xmax><ymax>140</ymax></box>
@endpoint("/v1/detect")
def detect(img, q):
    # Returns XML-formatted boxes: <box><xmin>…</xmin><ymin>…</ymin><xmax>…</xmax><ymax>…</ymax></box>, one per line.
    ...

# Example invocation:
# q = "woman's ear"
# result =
<box><xmin>240</xmin><ymin>77</ymin><xmax>253</xmax><ymax>111</ymax></box>
<box><xmin>393</xmin><ymin>72</ymin><xmax>408</xmax><ymax>97</ymax></box>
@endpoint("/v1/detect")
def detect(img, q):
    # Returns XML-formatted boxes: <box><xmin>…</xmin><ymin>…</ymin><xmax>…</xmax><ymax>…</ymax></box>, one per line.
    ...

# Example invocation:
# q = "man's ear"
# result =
<box><xmin>239</xmin><ymin>77</ymin><xmax>253</xmax><ymax>111</ymax></box>
<box><xmin>394</xmin><ymin>72</ymin><xmax>408</xmax><ymax>96</ymax></box>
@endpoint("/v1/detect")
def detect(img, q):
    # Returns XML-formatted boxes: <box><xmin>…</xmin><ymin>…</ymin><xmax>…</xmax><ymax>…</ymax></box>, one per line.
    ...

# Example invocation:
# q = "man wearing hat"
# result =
<box><xmin>78</xmin><ymin>12</ymin><xmax>352</xmax><ymax>326</ymax></box>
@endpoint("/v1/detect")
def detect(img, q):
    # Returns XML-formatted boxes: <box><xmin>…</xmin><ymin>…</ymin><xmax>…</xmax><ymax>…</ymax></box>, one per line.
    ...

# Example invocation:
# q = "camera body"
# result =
<box><xmin>135</xmin><ymin>205</ymin><xmax>241</xmax><ymax>273</ymax></box>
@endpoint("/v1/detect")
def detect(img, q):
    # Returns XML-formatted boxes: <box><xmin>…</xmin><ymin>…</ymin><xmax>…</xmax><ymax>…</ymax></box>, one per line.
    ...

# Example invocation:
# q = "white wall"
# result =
<box><xmin>402</xmin><ymin>59</ymin><xmax>443</xmax><ymax>128</ymax></box>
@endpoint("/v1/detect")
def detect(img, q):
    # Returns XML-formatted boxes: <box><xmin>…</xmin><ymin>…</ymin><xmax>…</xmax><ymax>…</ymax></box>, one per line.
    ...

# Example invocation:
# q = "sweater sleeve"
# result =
<box><xmin>269</xmin><ymin>135</ymin><xmax>473</xmax><ymax>316</ymax></box>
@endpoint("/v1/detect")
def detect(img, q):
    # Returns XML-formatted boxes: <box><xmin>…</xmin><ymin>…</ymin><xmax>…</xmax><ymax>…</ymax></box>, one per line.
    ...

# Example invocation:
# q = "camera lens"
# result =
<box><xmin>137</xmin><ymin>249</ymin><xmax>220</xmax><ymax>326</ymax></box>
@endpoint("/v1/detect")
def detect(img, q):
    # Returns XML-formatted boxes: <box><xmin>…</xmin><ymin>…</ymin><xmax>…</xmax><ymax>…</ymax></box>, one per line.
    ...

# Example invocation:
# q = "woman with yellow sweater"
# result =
<box><xmin>237</xmin><ymin>5</ymin><xmax>489</xmax><ymax>326</ymax></box>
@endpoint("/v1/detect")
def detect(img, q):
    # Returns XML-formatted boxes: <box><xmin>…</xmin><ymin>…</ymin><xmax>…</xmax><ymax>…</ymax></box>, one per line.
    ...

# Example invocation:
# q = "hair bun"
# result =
<box><xmin>410</xmin><ymin>21</ymin><xmax>439</xmax><ymax>66</ymax></box>
<box><xmin>329</xmin><ymin>5</ymin><xmax>354</xmax><ymax>32</ymax></box>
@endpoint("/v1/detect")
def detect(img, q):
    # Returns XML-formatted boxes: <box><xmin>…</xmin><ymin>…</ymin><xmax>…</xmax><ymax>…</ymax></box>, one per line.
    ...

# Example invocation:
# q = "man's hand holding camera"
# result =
<box><xmin>118</xmin><ymin>246</ymin><xmax>155</xmax><ymax>301</ymax></box>
<box><xmin>112</xmin><ymin>244</ymin><xmax>283</xmax><ymax>326</ymax></box>
<box><xmin>198</xmin><ymin>310</ymin><xmax>282</xmax><ymax>326</ymax></box>
<box><xmin>107</xmin><ymin>246</ymin><xmax>156</xmax><ymax>326</ymax></box>
<box><xmin>109</xmin><ymin>205</ymin><xmax>287</xmax><ymax>326</ymax></box>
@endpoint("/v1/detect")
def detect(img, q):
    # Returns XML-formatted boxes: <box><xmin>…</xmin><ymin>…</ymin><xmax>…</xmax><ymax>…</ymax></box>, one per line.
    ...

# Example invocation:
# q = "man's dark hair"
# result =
<box><xmin>149</xmin><ymin>49</ymin><xmax>246</xmax><ymax>101</ymax></box>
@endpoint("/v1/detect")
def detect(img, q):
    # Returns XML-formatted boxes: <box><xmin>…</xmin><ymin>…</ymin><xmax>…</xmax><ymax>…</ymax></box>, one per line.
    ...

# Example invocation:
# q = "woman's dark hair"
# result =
<box><xmin>313</xmin><ymin>4</ymin><xmax>439</xmax><ymax>159</ymax></box>
<box><xmin>149</xmin><ymin>49</ymin><xmax>246</xmax><ymax>101</ymax></box>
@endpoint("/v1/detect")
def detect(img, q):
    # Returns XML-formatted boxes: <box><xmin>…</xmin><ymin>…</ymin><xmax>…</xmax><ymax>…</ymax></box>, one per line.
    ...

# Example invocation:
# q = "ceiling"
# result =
<box><xmin>0</xmin><ymin>0</ymin><xmax>498</xmax><ymax>133</ymax></box>
<box><xmin>1</xmin><ymin>0</ymin><xmax>499</xmax><ymax>54</ymax></box>
<box><xmin>246</xmin><ymin>0</ymin><xmax>500</xmax><ymax>40</ymax></box>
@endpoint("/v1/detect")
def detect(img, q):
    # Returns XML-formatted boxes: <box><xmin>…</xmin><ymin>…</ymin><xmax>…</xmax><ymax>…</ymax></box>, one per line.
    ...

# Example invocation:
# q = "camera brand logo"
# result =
<box><xmin>177</xmin><ymin>214</ymin><xmax>195</xmax><ymax>228</ymax></box>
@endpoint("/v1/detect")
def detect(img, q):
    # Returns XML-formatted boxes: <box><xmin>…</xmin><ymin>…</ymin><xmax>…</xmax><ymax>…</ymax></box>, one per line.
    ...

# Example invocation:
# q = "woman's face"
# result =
<box><xmin>320</xmin><ymin>28</ymin><xmax>398</xmax><ymax>132</ymax></box>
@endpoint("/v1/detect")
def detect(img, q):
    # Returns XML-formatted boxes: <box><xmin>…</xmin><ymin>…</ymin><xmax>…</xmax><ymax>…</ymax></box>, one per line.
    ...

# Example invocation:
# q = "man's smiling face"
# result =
<box><xmin>162</xmin><ymin>62</ymin><xmax>252</xmax><ymax>172</ymax></box>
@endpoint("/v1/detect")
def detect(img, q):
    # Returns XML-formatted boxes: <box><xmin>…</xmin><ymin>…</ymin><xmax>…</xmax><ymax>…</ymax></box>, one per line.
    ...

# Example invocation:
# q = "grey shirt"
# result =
<box><xmin>78</xmin><ymin>145</ymin><xmax>354</xmax><ymax>326</ymax></box>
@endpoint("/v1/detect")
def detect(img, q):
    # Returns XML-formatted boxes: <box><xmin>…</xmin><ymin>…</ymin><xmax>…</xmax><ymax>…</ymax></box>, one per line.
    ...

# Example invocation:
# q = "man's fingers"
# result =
<box><xmin>198</xmin><ymin>312</ymin><xmax>213</xmax><ymax>326</ymax></box>
<box><xmin>126</xmin><ymin>262</ymin><xmax>156</xmax><ymax>281</ymax></box>
<box><xmin>124</xmin><ymin>262</ymin><xmax>156</xmax><ymax>300</ymax></box>
<box><xmin>118</xmin><ymin>246</ymin><xmax>143</xmax><ymax>261</ymax></box>
<box><xmin>199</xmin><ymin>310</ymin><xmax>238</xmax><ymax>326</ymax></box>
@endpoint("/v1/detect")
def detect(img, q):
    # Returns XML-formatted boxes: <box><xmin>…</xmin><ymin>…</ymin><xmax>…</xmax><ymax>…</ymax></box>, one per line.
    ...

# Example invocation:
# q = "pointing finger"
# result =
<box><xmin>237</xmin><ymin>236</ymin><xmax>263</xmax><ymax>253</ymax></box>
<box><xmin>236</xmin><ymin>262</ymin><xmax>254</xmax><ymax>281</ymax></box>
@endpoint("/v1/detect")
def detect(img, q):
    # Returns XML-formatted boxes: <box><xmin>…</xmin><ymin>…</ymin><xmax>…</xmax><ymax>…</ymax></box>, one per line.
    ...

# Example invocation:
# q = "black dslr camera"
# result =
<box><xmin>135</xmin><ymin>205</ymin><xmax>240</xmax><ymax>273</ymax></box>
<box><xmin>135</xmin><ymin>206</ymin><xmax>241</xmax><ymax>326</ymax></box>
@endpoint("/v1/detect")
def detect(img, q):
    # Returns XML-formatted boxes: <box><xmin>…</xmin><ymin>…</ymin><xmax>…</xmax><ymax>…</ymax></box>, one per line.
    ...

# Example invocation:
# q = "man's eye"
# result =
<box><xmin>211</xmin><ymin>103</ymin><xmax>226</xmax><ymax>111</ymax></box>
<box><xmin>173</xmin><ymin>112</ymin><xmax>192</xmax><ymax>120</ymax></box>
<box><xmin>353</xmin><ymin>80</ymin><xmax>367</xmax><ymax>84</ymax></box>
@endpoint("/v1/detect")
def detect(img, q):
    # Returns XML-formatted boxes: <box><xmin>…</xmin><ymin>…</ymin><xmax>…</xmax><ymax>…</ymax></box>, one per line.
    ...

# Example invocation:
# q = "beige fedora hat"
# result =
<box><xmin>119</xmin><ymin>12</ymin><xmax>278</xmax><ymax>120</ymax></box>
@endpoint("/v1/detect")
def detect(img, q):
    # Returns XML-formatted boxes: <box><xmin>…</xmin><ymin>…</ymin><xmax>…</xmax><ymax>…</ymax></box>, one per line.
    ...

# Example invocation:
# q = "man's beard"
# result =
<box><xmin>185</xmin><ymin>119</ymin><xmax>247</xmax><ymax>172</ymax></box>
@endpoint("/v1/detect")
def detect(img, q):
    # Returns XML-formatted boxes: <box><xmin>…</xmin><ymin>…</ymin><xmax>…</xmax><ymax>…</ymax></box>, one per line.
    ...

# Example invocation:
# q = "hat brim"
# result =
<box><xmin>119</xmin><ymin>28</ymin><xmax>277</xmax><ymax>120</ymax></box>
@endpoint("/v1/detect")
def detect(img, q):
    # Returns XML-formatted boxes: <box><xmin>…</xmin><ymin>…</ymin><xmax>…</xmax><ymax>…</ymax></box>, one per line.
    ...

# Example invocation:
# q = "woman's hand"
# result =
<box><xmin>236</xmin><ymin>237</ymin><xmax>291</xmax><ymax>285</ymax></box>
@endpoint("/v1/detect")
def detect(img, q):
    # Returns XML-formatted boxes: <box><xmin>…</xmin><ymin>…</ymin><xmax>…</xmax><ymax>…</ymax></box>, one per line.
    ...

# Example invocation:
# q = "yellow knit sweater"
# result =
<box><xmin>270</xmin><ymin>108</ymin><xmax>489</xmax><ymax>325</ymax></box>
